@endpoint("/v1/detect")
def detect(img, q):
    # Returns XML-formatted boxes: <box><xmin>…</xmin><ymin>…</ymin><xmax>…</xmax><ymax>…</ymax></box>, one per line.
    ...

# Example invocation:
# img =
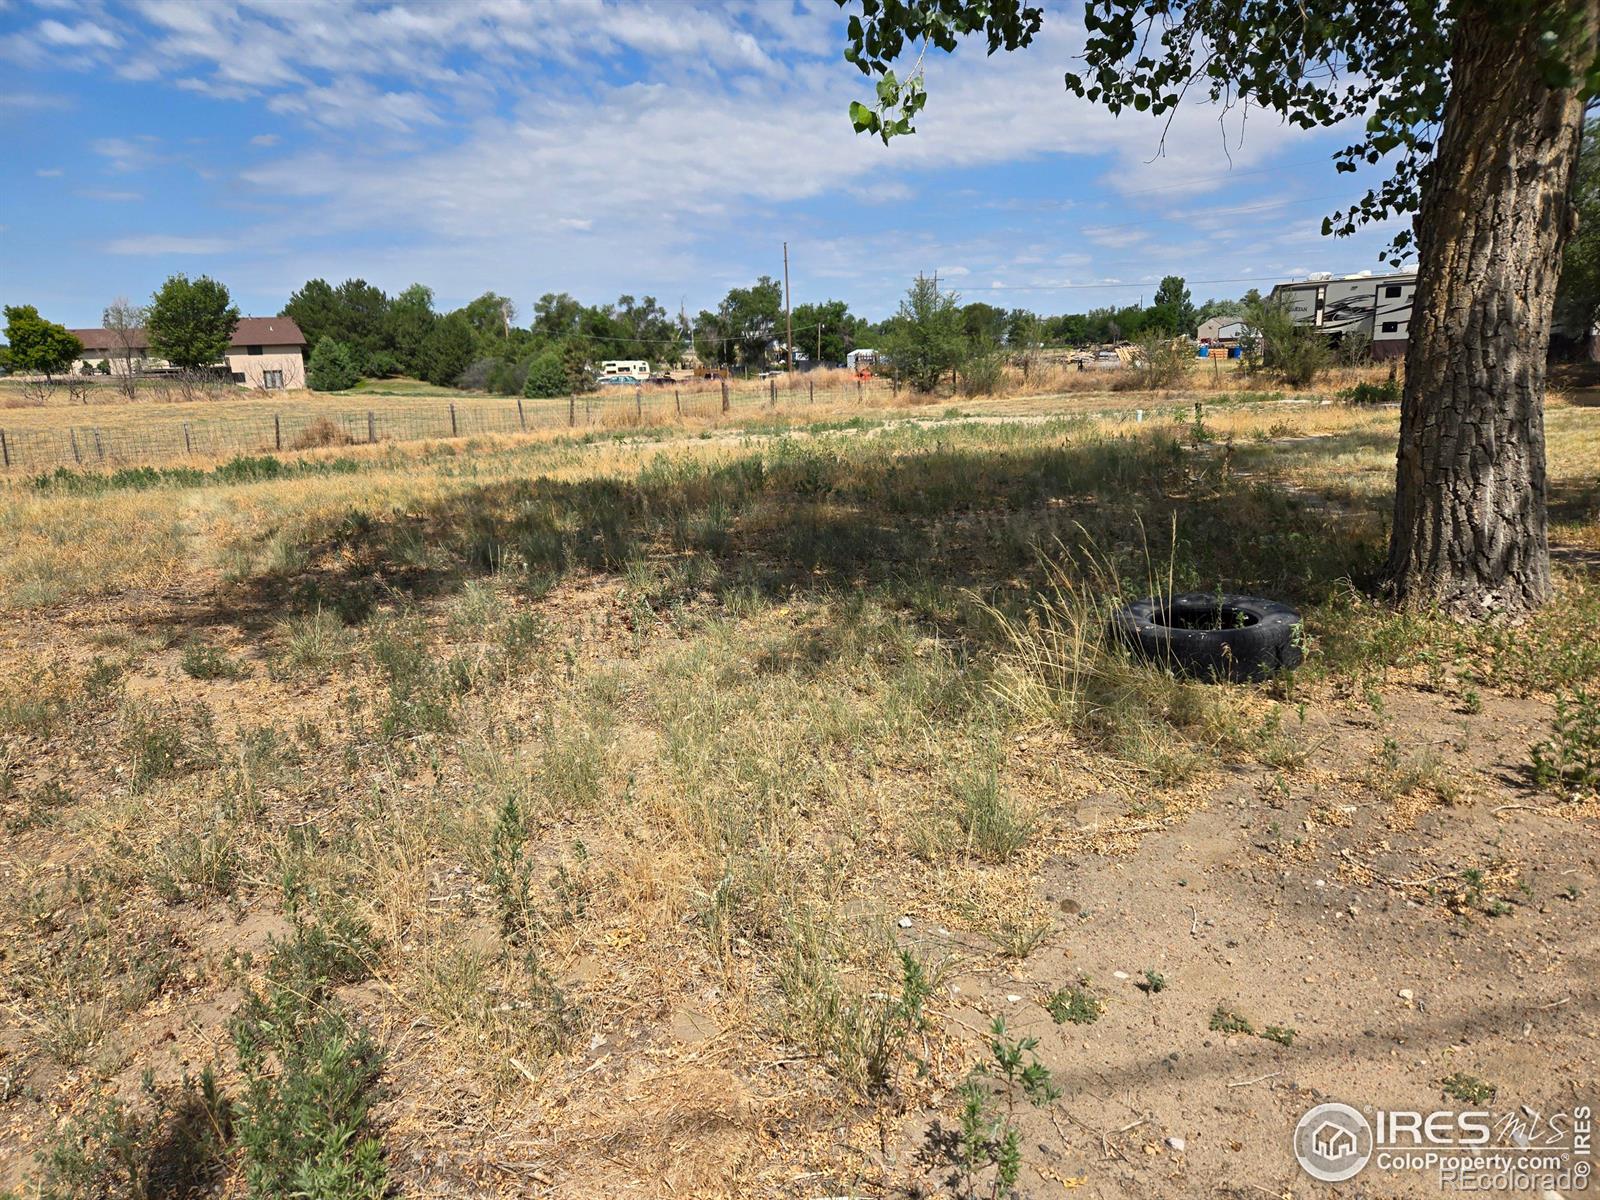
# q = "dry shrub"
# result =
<box><xmin>291</xmin><ymin>417</ymin><xmax>355</xmax><ymax>450</ymax></box>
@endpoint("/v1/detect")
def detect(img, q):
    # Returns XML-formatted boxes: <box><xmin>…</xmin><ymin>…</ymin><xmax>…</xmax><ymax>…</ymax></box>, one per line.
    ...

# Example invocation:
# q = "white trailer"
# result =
<box><xmin>1267</xmin><ymin>271</ymin><xmax>1417</xmax><ymax>359</ymax></box>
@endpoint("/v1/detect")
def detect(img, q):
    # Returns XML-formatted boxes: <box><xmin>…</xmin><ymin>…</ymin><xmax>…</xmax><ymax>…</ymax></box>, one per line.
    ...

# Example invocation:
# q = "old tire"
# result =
<box><xmin>1110</xmin><ymin>593</ymin><xmax>1303</xmax><ymax>681</ymax></box>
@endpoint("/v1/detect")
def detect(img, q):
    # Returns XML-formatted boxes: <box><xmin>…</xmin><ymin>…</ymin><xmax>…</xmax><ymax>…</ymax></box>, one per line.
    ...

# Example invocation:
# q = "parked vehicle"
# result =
<box><xmin>600</xmin><ymin>359</ymin><xmax>649</xmax><ymax>380</ymax></box>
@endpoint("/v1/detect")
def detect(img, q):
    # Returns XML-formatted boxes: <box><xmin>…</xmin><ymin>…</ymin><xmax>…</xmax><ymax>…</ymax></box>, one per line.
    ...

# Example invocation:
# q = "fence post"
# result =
<box><xmin>0</xmin><ymin>429</ymin><xmax>8</xmax><ymax>469</ymax></box>
<box><xmin>274</xmin><ymin>414</ymin><xmax>282</xmax><ymax>451</ymax></box>
<box><xmin>856</xmin><ymin>379</ymin><xmax>863</xmax><ymax>402</ymax></box>
<box><xmin>721</xmin><ymin>380</ymin><xmax>729</xmax><ymax>414</ymax></box>
<box><xmin>635</xmin><ymin>386</ymin><xmax>643</xmax><ymax>422</ymax></box>
<box><xmin>769</xmin><ymin>379</ymin><xmax>776</xmax><ymax>406</ymax></box>
<box><xmin>71</xmin><ymin>429</ymin><xmax>83</xmax><ymax>464</ymax></box>
<box><xmin>182</xmin><ymin>423</ymin><xmax>191</xmax><ymax>456</ymax></box>
<box><xmin>517</xmin><ymin>398</ymin><xmax>526</xmax><ymax>430</ymax></box>
<box><xmin>674</xmin><ymin>388</ymin><xmax>681</xmax><ymax>417</ymax></box>
<box><xmin>568</xmin><ymin>395</ymin><xmax>576</xmax><ymax>427</ymax></box>
<box><xmin>448</xmin><ymin>404</ymin><xmax>457</xmax><ymax>437</ymax></box>
<box><xmin>368</xmin><ymin>411</ymin><xmax>376</xmax><ymax>444</ymax></box>
<box><xmin>809</xmin><ymin>380</ymin><xmax>814</xmax><ymax>405</ymax></box>
<box><xmin>93</xmin><ymin>428</ymin><xmax>104</xmax><ymax>461</ymax></box>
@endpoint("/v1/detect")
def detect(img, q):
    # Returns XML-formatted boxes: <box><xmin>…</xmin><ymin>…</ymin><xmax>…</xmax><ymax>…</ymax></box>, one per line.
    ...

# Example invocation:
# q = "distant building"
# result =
<box><xmin>69</xmin><ymin>316</ymin><xmax>308</xmax><ymax>389</ymax></box>
<box><xmin>1196</xmin><ymin>315</ymin><xmax>1248</xmax><ymax>345</ymax></box>
<box><xmin>1267</xmin><ymin>271</ymin><xmax>1417</xmax><ymax>359</ymax></box>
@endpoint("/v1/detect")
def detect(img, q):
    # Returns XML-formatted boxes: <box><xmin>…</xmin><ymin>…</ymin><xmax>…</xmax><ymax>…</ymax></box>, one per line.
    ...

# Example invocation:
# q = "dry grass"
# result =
<box><xmin>2</xmin><ymin>391</ymin><xmax>1598</xmax><ymax>1195</ymax></box>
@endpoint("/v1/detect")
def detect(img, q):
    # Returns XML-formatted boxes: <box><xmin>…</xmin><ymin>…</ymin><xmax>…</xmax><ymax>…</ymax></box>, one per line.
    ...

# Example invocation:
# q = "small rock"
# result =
<box><xmin>1113</xmin><ymin>970</ymin><xmax>1130</xmax><ymax>981</ymax></box>
<box><xmin>1166</xmin><ymin>1137</ymin><xmax>1186</xmax><ymax>1153</ymax></box>
<box><xmin>1398</xmin><ymin>988</ymin><xmax>1415</xmax><ymax>1003</ymax></box>
<box><xmin>1006</xmin><ymin>994</ymin><xmax>1022</xmax><ymax>1003</ymax></box>
<box><xmin>1058</xmin><ymin>897</ymin><xmax>1081</xmax><ymax>915</ymax></box>
<box><xmin>897</xmin><ymin>916</ymin><xmax>913</xmax><ymax>929</ymax></box>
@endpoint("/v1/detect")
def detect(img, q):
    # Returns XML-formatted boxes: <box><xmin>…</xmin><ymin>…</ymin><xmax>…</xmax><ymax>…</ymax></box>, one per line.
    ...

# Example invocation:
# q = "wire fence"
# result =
<box><xmin>0</xmin><ymin>377</ymin><xmax>900</xmax><ymax>475</ymax></box>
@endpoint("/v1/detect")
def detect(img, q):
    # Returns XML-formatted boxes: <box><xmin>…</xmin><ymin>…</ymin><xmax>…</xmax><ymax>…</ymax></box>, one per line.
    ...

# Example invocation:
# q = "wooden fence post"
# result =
<box><xmin>517</xmin><ymin>398</ymin><xmax>526</xmax><ymax>430</ymax></box>
<box><xmin>368</xmin><ymin>411</ymin><xmax>377</xmax><ymax>444</ymax></box>
<box><xmin>808</xmin><ymin>380</ymin><xmax>814</xmax><ymax>405</ymax></box>
<box><xmin>0</xmin><ymin>429</ymin><xmax>8</xmax><ymax>469</ymax></box>
<box><xmin>769</xmin><ymin>379</ymin><xmax>776</xmax><ymax>406</ymax></box>
<box><xmin>635</xmin><ymin>386</ymin><xmax>643</xmax><ymax>422</ymax></box>
<box><xmin>181</xmin><ymin>423</ymin><xmax>191</xmax><ymax>456</ymax></box>
<box><xmin>720</xmin><ymin>380</ymin><xmax>729</xmax><ymax>414</ymax></box>
<box><xmin>93</xmin><ymin>428</ymin><xmax>104</xmax><ymax>461</ymax></box>
<box><xmin>569</xmin><ymin>395</ymin><xmax>576</xmax><ymax>427</ymax></box>
<box><xmin>674</xmin><ymin>389</ymin><xmax>681</xmax><ymax>417</ymax></box>
<box><xmin>856</xmin><ymin>379</ymin><xmax>863</xmax><ymax>402</ymax></box>
<box><xmin>72</xmin><ymin>429</ymin><xmax>84</xmax><ymax>463</ymax></box>
<box><xmin>448</xmin><ymin>404</ymin><xmax>457</xmax><ymax>437</ymax></box>
<box><xmin>274</xmin><ymin>414</ymin><xmax>282</xmax><ymax>451</ymax></box>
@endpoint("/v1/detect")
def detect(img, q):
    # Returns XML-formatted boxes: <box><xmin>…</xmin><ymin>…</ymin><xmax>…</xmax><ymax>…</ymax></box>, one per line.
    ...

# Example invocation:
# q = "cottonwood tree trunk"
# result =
<box><xmin>1387</xmin><ymin>2</ymin><xmax>1598</xmax><ymax>616</ymax></box>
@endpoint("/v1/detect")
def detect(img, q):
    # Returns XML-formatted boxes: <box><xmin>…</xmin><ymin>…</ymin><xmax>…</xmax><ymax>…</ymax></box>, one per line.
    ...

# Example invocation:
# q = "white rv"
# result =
<box><xmin>600</xmin><ymin>359</ymin><xmax>650</xmax><ymax>380</ymax></box>
<box><xmin>1267</xmin><ymin>271</ymin><xmax>1416</xmax><ymax>359</ymax></box>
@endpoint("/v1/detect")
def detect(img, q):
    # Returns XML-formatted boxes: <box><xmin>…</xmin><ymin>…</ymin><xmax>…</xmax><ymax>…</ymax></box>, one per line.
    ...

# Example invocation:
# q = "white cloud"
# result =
<box><xmin>77</xmin><ymin>188</ymin><xmax>143</xmax><ymax>202</ymax></box>
<box><xmin>250</xmin><ymin>133</ymin><xmax>280</xmax><ymax>146</ymax></box>
<box><xmin>105</xmin><ymin>234</ymin><xmax>231</xmax><ymax>255</ymax></box>
<box><xmin>35</xmin><ymin>167</ymin><xmax>63</xmax><ymax>177</ymax></box>
<box><xmin>35</xmin><ymin>18</ymin><xmax>120</xmax><ymax>49</ymax></box>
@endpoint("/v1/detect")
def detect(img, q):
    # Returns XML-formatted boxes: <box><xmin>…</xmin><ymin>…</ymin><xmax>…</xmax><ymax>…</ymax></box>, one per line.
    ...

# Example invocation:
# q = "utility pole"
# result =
<box><xmin>783</xmin><ymin>241</ymin><xmax>794</xmax><ymax>374</ymax></box>
<box><xmin>816</xmin><ymin>321</ymin><xmax>823</xmax><ymax>366</ymax></box>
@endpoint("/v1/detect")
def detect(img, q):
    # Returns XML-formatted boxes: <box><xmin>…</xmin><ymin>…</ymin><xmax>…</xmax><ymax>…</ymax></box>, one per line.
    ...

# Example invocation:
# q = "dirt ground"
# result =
<box><xmin>888</xmin><ymin>684</ymin><xmax>1598</xmax><ymax>1198</ymax></box>
<box><xmin>1</xmin><ymin>402</ymin><xmax>1596</xmax><ymax>1198</ymax></box>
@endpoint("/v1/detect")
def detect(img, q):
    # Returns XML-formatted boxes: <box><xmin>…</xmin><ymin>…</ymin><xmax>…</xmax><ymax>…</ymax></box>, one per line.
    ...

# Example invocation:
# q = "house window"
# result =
<box><xmin>263</xmin><ymin>369</ymin><xmax>284</xmax><ymax>389</ymax></box>
<box><xmin>1384</xmin><ymin>285</ymin><xmax>1403</xmax><ymax>298</ymax></box>
<box><xmin>248</xmin><ymin>345</ymin><xmax>264</xmax><ymax>355</ymax></box>
<box><xmin>1381</xmin><ymin>321</ymin><xmax>1400</xmax><ymax>334</ymax></box>
<box><xmin>231</xmin><ymin>372</ymin><xmax>246</xmax><ymax>383</ymax></box>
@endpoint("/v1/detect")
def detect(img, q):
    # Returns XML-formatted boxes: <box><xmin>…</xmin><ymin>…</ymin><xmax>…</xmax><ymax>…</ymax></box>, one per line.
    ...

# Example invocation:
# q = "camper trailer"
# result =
<box><xmin>600</xmin><ymin>359</ymin><xmax>650</xmax><ymax>381</ymax></box>
<box><xmin>1267</xmin><ymin>271</ymin><xmax>1416</xmax><ymax>358</ymax></box>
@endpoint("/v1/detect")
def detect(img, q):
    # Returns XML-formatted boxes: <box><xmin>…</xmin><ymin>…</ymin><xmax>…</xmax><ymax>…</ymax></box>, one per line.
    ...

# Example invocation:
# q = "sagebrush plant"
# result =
<box><xmin>1530</xmin><ymin>687</ymin><xmax>1600</xmax><ymax>794</ymax></box>
<box><xmin>231</xmin><ymin>986</ymin><xmax>387</xmax><ymax>1200</ymax></box>
<box><xmin>180</xmin><ymin>641</ymin><xmax>249</xmax><ymax>681</ymax></box>
<box><xmin>956</xmin><ymin>1018</ymin><xmax>1062</xmax><ymax>1199</ymax></box>
<box><xmin>29</xmin><ymin>1068</ymin><xmax>231</xmax><ymax>1200</ymax></box>
<box><xmin>777</xmin><ymin>928</ymin><xmax>934</xmax><ymax>1097</ymax></box>
<box><xmin>1045</xmin><ymin>982</ymin><xmax>1102</xmax><ymax>1025</ymax></box>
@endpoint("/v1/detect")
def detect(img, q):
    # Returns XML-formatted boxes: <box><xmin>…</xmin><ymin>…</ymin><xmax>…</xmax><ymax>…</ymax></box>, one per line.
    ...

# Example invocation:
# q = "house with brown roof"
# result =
<box><xmin>70</xmin><ymin>317</ymin><xmax>308</xmax><ymax>390</ymax></box>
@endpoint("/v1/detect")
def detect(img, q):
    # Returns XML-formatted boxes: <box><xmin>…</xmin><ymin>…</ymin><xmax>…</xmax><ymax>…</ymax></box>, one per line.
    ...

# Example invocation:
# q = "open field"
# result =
<box><xmin>1</xmin><ymin>390</ymin><xmax>1597</xmax><ymax>1197</ymax></box>
<box><xmin>0</xmin><ymin>361</ymin><xmax>1395</xmax><ymax>475</ymax></box>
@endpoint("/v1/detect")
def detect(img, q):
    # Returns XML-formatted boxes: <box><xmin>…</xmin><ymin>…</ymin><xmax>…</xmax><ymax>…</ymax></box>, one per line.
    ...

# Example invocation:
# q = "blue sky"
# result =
<box><xmin>1</xmin><ymin>0</ymin><xmax>1404</xmax><ymax>329</ymax></box>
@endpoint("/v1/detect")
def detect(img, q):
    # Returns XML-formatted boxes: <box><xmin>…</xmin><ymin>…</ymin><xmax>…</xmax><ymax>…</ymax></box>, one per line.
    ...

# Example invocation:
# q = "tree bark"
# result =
<box><xmin>1387</xmin><ymin>1</ymin><xmax>1597</xmax><ymax>616</ymax></box>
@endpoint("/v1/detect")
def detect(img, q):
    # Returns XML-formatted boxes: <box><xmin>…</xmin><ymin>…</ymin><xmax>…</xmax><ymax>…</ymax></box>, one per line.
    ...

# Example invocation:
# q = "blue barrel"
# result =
<box><xmin>1228</xmin><ymin>346</ymin><xmax>1243</xmax><ymax>359</ymax></box>
<box><xmin>1197</xmin><ymin>345</ymin><xmax>1210</xmax><ymax>357</ymax></box>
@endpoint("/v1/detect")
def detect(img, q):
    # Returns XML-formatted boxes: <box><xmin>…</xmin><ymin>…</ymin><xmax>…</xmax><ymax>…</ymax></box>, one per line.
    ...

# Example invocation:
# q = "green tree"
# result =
<box><xmin>841</xmin><ymin>0</ymin><xmax>1600</xmax><ymax>616</ymax></box>
<box><xmin>147</xmin><ymin>274</ymin><xmax>239</xmax><ymax>370</ymax></box>
<box><xmin>1556</xmin><ymin>117</ymin><xmax>1600</xmax><ymax>358</ymax></box>
<box><xmin>418</xmin><ymin>313</ymin><xmax>476</xmax><ymax>387</ymax></box>
<box><xmin>531</xmin><ymin>293</ymin><xmax>585</xmax><ymax>342</ymax></box>
<box><xmin>280</xmin><ymin>279</ymin><xmax>340</xmax><ymax>349</ymax></box>
<box><xmin>384</xmin><ymin>284</ymin><xmax>437</xmax><ymax>376</ymax></box>
<box><xmin>307</xmin><ymin>337</ymin><xmax>362</xmax><ymax>392</ymax></box>
<box><xmin>282</xmin><ymin>278</ymin><xmax>390</xmax><ymax>370</ymax></box>
<box><xmin>1</xmin><ymin>304</ymin><xmax>82</xmax><ymax>379</ymax></box>
<box><xmin>1148</xmin><ymin>275</ymin><xmax>1196</xmax><ymax>336</ymax></box>
<box><xmin>883</xmin><ymin>276</ymin><xmax>966</xmax><ymax>393</ymax></box>
<box><xmin>714</xmin><ymin>277</ymin><xmax>783</xmax><ymax>370</ymax></box>
<box><xmin>960</xmin><ymin>301</ymin><xmax>1009</xmax><ymax>345</ymax></box>
<box><xmin>459</xmin><ymin>292</ymin><xmax>516</xmax><ymax>346</ymax></box>
<box><xmin>523</xmin><ymin>350</ymin><xmax>569</xmax><ymax>398</ymax></box>
<box><xmin>791</xmin><ymin>299</ymin><xmax>866</xmax><ymax>364</ymax></box>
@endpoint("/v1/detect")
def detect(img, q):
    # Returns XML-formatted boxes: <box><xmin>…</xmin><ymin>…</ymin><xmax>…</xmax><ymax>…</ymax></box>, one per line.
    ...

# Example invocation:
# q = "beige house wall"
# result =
<box><xmin>226</xmin><ymin>346</ymin><xmax>306</xmax><ymax>390</ymax></box>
